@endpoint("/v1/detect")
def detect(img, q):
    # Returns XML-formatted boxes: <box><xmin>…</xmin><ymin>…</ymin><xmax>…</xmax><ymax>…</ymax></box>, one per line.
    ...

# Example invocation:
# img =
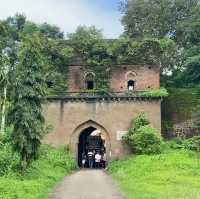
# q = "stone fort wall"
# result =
<box><xmin>43</xmin><ymin>98</ymin><xmax>161</xmax><ymax>160</ymax></box>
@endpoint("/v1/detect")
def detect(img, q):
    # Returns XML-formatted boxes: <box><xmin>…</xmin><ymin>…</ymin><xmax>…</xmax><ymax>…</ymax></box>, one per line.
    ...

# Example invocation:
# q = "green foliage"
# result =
<box><xmin>123</xmin><ymin>113</ymin><xmax>150</xmax><ymax>145</ymax></box>
<box><xmin>68</xmin><ymin>26</ymin><xmax>162</xmax><ymax>91</ymax></box>
<box><xmin>8</xmin><ymin>35</ymin><xmax>47</xmax><ymax>169</ymax></box>
<box><xmin>123</xmin><ymin>113</ymin><xmax>162</xmax><ymax>154</ymax></box>
<box><xmin>40</xmin><ymin>38</ymin><xmax>73</xmax><ymax>95</ymax></box>
<box><xmin>0</xmin><ymin>145</ymin><xmax>76</xmax><ymax>199</ymax></box>
<box><xmin>192</xmin><ymin>100</ymin><xmax>200</xmax><ymax>129</ymax></box>
<box><xmin>121</xmin><ymin>0</ymin><xmax>199</xmax><ymax>40</ymax></box>
<box><xmin>121</xmin><ymin>0</ymin><xmax>200</xmax><ymax>87</ymax></box>
<box><xmin>68</xmin><ymin>26</ymin><xmax>112</xmax><ymax>90</ymax></box>
<box><xmin>159</xmin><ymin>38</ymin><xmax>179</xmax><ymax>74</ymax></box>
<box><xmin>183</xmin><ymin>54</ymin><xmax>200</xmax><ymax>86</ymax></box>
<box><xmin>22</xmin><ymin>21</ymin><xmax>64</xmax><ymax>39</ymax></box>
<box><xmin>161</xmin><ymin>120</ymin><xmax>174</xmax><ymax>138</ymax></box>
<box><xmin>130</xmin><ymin>113</ymin><xmax>150</xmax><ymax>132</ymax></box>
<box><xmin>130</xmin><ymin>125</ymin><xmax>162</xmax><ymax>154</ymax></box>
<box><xmin>110</xmin><ymin>37</ymin><xmax>161</xmax><ymax>65</ymax></box>
<box><xmin>39</xmin><ymin>23</ymin><xmax>64</xmax><ymax>39</ymax></box>
<box><xmin>168</xmin><ymin>136</ymin><xmax>200</xmax><ymax>151</ymax></box>
<box><xmin>167</xmin><ymin>137</ymin><xmax>186</xmax><ymax>150</ymax></box>
<box><xmin>108</xmin><ymin>150</ymin><xmax>200</xmax><ymax>199</ymax></box>
<box><xmin>162</xmin><ymin>88</ymin><xmax>199</xmax><ymax>126</ymax></box>
<box><xmin>138</xmin><ymin>88</ymin><xmax>168</xmax><ymax>98</ymax></box>
<box><xmin>0</xmin><ymin>143</ymin><xmax>19</xmax><ymax>176</ymax></box>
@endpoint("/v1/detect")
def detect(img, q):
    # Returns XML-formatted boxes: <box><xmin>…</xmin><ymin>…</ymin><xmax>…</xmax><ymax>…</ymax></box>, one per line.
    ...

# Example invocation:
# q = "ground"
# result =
<box><xmin>49</xmin><ymin>170</ymin><xmax>125</xmax><ymax>199</ymax></box>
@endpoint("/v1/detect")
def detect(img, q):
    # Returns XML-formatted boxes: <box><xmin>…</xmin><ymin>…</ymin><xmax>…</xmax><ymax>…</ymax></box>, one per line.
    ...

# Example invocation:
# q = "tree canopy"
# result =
<box><xmin>121</xmin><ymin>0</ymin><xmax>200</xmax><ymax>87</ymax></box>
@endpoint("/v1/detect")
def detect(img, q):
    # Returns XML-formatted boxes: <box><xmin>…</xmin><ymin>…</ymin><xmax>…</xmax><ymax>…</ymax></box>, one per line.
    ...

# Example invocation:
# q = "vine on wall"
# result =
<box><xmin>67</xmin><ymin>26</ymin><xmax>162</xmax><ymax>91</ymax></box>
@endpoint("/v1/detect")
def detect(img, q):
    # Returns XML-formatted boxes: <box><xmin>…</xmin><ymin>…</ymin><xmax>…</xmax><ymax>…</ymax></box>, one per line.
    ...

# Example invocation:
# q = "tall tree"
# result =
<box><xmin>121</xmin><ymin>0</ymin><xmax>200</xmax><ymax>87</ymax></box>
<box><xmin>8</xmin><ymin>35</ymin><xmax>47</xmax><ymax>169</ymax></box>
<box><xmin>121</xmin><ymin>0</ymin><xmax>199</xmax><ymax>40</ymax></box>
<box><xmin>0</xmin><ymin>22</ymin><xmax>17</xmax><ymax>134</ymax></box>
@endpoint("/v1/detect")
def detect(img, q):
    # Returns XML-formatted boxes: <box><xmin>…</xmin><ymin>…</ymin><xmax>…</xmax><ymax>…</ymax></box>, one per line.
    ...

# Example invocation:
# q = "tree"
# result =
<box><xmin>121</xmin><ymin>0</ymin><xmax>199</xmax><ymax>40</ymax></box>
<box><xmin>121</xmin><ymin>0</ymin><xmax>200</xmax><ymax>87</ymax></box>
<box><xmin>39</xmin><ymin>23</ymin><xmax>64</xmax><ymax>39</ymax></box>
<box><xmin>68</xmin><ymin>26</ymin><xmax>112</xmax><ymax>90</ymax></box>
<box><xmin>8</xmin><ymin>35</ymin><xmax>47</xmax><ymax>169</ymax></box>
<box><xmin>0</xmin><ymin>22</ymin><xmax>16</xmax><ymax>134</ymax></box>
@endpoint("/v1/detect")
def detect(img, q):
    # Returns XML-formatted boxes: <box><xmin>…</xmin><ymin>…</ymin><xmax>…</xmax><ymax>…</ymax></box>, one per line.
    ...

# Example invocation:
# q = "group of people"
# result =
<box><xmin>81</xmin><ymin>150</ymin><xmax>106</xmax><ymax>169</ymax></box>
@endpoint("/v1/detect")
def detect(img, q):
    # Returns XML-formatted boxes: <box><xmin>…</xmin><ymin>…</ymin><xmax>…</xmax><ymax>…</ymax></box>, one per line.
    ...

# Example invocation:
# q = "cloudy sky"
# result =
<box><xmin>0</xmin><ymin>0</ymin><xmax>124</xmax><ymax>38</ymax></box>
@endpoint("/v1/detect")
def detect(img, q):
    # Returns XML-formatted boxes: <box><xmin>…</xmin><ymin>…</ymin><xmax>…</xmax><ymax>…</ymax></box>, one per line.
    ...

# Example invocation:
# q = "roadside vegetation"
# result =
<box><xmin>108</xmin><ymin>148</ymin><xmax>200</xmax><ymax>199</ymax></box>
<box><xmin>109</xmin><ymin>113</ymin><xmax>200</xmax><ymax>199</ymax></box>
<box><xmin>0</xmin><ymin>136</ymin><xmax>76</xmax><ymax>199</ymax></box>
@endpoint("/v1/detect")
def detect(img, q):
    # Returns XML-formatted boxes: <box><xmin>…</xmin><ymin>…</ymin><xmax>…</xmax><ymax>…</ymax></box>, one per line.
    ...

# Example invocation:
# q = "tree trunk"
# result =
<box><xmin>0</xmin><ymin>85</ymin><xmax>7</xmax><ymax>134</ymax></box>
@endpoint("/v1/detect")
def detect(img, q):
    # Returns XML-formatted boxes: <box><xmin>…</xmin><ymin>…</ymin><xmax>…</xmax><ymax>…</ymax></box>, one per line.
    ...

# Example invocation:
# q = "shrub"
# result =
<box><xmin>167</xmin><ymin>137</ymin><xmax>185</xmax><ymax>150</ymax></box>
<box><xmin>183</xmin><ymin>136</ymin><xmax>200</xmax><ymax>151</ymax></box>
<box><xmin>138</xmin><ymin>88</ymin><xmax>168</xmax><ymax>98</ymax></box>
<box><xmin>123</xmin><ymin>113</ymin><xmax>162</xmax><ymax>155</ymax></box>
<box><xmin>130</xmin><ymin>125</ymin><xmax>162</xmax><ymax>154</ymax></box>
<box><xmin>0</xmin><ymin>143</ymin><xmax>20</xmax><ymax>176</ymax></box>
<box><xmin>167</xmin><ymin>136</ymin><xmax>200</xmax><ymax>151</ymax></box>
<box><xmin>123</xmin><ymin>113</ymin><xmax>150</xmax><ymax>144</ymax></box>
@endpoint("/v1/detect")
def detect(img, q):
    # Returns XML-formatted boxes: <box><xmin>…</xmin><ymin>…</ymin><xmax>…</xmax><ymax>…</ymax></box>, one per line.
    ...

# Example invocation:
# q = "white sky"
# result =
<box><xmin>0</xmin><ymin>0</ymin><xmax>124</xmax><ymax>38</ymax></box>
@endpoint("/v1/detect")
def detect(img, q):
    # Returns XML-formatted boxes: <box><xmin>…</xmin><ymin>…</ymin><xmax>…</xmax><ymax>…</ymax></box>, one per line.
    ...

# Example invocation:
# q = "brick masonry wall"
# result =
<box><xmin>67</xmin><ymin>64</ymin><xmax>160</xmax><ymax>92</ymax></box>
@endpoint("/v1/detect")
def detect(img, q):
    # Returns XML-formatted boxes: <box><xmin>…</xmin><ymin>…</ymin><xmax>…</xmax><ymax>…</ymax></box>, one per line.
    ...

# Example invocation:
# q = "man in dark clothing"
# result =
<box><xmin>87</xmin><ymin>150</ymin><xmax>94</xmax><ymax>168</ymax></box>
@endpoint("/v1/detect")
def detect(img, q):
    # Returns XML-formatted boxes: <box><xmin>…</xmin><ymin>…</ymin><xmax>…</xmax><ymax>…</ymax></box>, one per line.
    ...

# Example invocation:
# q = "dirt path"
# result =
<box><xmin>49</xmin><ymin>169</ymin><xmax>125</xmax><ymax>199</ymax></box>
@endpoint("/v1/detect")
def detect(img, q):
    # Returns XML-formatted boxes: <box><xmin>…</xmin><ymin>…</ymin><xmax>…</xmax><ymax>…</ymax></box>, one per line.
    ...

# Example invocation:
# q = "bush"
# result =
<box><xmin>167</xmin><ymin>137</ymin><xmax>185</xmax><ymax>150</ymax></box>
<box><xmin>123</xmin><ymin>113</ymin><xmax>150</xmax><ymax>144</ymax></box>
<box><xmin>0</xmin><ymin>143</ymin><xmax>20</xmax><ymax>176</ymax></box>
<box><xmin>168</xmin><ymin>136</ymin><xmax>200</xmax><ymax>151</ymax></box>
<box><xmin>184</xmin><ymin>136</ymin><xmax>200</xmax><ymax>151</ymax></box>
<box><xmin>123</xmin><ymin>113</ymin><xmax>162</xmax><ymax>154</ymax></box>
<box><xmin>130</xmin><ymin>125</ymin><xmax>162</xmax><ymax>154</ymax></box>
<box><xmin>138</xmin><ymin>88</ymin><xmax>168</xmax><ymax>98</ymax></box>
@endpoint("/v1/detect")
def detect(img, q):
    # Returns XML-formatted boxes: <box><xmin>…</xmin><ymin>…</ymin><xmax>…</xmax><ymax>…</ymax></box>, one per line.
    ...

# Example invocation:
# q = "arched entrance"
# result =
<box><xmin>78</xmin><ymin>126</ymin><xmax>106</xmax><ymax>168</ymax></box>
<box><xmin>69</xmin><ymin>120</ymin><xmax>111</xmax><ymax>168</ymax></box>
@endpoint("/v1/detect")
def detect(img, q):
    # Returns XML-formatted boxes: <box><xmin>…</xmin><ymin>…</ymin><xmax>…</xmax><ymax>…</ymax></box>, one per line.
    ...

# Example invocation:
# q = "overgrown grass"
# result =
<box><xmin>0</xmin><ymin>145</ymin><xmax>76</xmax><ymax>199</ymax></box>
<box><xmin>108</xmin><ymin>150</ymin><xmax>200</xmax><ymax>199</ymax></box>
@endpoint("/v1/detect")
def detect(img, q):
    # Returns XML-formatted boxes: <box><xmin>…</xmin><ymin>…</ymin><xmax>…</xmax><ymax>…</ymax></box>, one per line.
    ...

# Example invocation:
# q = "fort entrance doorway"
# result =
<box><xmin>78</xmin><ymin>126</ymin><xmax>106</xmax><ymax>168</ymax></box>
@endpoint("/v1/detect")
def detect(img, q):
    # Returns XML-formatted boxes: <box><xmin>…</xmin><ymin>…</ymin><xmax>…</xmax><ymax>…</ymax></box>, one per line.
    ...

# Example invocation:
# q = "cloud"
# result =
<box><xmin>0</xmin><ymin>0</ymin><xmax>123</xmax><ymax>38</ymax></box>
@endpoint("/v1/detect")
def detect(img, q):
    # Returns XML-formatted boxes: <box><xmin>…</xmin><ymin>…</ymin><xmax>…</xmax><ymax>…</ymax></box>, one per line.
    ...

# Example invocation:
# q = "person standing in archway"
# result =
<box><xmin>95</xmin><ymin>151</ymin><xmax>101</xmax><ymax>168</ymax></box>
<box><xmin>87</xmin><ymin>150</ymin><xmax>94</xmax><ymax>168</ymax></box>
<box><xmin>81</xmin><ymin>152</ymin><xmax>86</xmax><ymax>168</ymax></box>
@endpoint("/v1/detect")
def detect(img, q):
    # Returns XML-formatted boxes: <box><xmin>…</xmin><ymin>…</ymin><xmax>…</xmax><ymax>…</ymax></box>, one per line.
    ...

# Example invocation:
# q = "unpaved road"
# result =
<box><xmin>49</xmin><ymin>169</ymin><xmax>125</xmax><ymax>199</ymax></box>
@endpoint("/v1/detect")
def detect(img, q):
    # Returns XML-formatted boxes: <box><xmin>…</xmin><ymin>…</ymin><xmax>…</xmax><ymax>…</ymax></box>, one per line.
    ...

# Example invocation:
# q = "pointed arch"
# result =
<box><xmin>69</xmin><ymin>120</ymin><xmax>111</xmax><ymax>162</ymax></box>
<box><xmin>84</xmin><ymin>72</ymin><xmax>95</xmax><ymax>90</ymax></box>
<box><xmin>125</xmin><ymin>71</ymin><xmax>137</xmax><ymax>80</ymax></box>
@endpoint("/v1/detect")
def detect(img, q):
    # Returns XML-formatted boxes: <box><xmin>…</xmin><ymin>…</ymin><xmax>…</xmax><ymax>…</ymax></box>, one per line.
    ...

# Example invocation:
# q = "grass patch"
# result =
<box><xmin>108</xmin><ymin>150</ymin><xmax>200</xmax><ymax>199</ymax></box>
<box><xmin>0</xmin><ymin>145</ymin><xmax>76</xmax><ymax>199</ymax></box>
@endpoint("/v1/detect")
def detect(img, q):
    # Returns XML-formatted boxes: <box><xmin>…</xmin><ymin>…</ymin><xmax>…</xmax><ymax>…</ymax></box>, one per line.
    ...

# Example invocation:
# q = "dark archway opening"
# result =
<box><xmin>78</xmin><ymin>127</ymin><xmax>106</xmax><ymax>169</ymax></box>
<box><xmin>86</xmin><ymin>80</ymin><xmax>94</xmax><ymax>90</ymax></box>
<box><xmin>128</xmin><ymin>80</ymin><xmax>135</xmax><ymax>91</ymax></box>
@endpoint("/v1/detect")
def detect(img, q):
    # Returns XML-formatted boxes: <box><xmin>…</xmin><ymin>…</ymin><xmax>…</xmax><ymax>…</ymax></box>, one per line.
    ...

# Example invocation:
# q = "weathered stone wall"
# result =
<box><xmin>67</xmin><ymin>64</ymin><xmax>160</xmax><ymax>92</ymax></box>
<box><xmin>43</xmin><ymin>99</ymin><xmax>161</xmax><ymax>160</ymax></box>
<box><xmin>110</xmin><ymin>65</ymin><xmax>160</xmax><ymax>92</ymax></box>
